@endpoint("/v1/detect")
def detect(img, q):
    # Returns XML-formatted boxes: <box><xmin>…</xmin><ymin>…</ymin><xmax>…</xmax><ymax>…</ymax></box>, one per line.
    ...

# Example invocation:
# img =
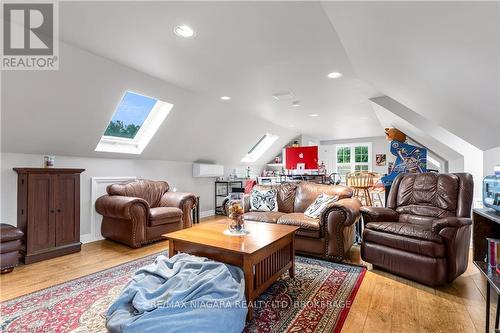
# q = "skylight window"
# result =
<box><xmin>241</xmin><ymin>133</ymin><xmax>279</xmax><ymax>163</ymax></box>
<box><xmin>95</xmin><ymin>91</ymin><xmax>173</xmax><ymax>154</ymax></box>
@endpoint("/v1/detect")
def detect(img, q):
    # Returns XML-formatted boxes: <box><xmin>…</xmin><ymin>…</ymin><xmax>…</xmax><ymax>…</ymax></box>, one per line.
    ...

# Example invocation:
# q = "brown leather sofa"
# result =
<box><xmin>95</xmin><ymin>179</ymin><xmax>197</xmax><ymax>248</ymax></box>
<box><xmin>361</xmin><ymin>172</ymin><xmax>473</xmax><ymax>286</ymax></box>
<box><xmin>0</xmin><ymin>224</ymin><xmax>24</xmax><ymax>273</ymax></box>
<box><xmin>224</xmin><ymin>181</ymin><xmax>361</xmax><ymax>261</ymax></box>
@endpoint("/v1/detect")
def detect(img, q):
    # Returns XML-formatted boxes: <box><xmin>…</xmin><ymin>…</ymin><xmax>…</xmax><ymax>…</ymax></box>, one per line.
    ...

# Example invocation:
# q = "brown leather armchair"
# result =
<box><xmin>360</xmin><ymin>172</ymin><xmax>473</xmax><ymax>286</ymax></box>
<box><xmin>0</xmin><ymin>224</ymin><xmax>24</xmax><ymax>273</ymax></box>
<box><xmin>95</xmin><ymin>179</ymin><xmax>197</xmax><ymax>248</ymax></box>
<box><xmin>223</xmin><ymin>182</ymin><xmax>361</xmax><ymax>261</ymax></box>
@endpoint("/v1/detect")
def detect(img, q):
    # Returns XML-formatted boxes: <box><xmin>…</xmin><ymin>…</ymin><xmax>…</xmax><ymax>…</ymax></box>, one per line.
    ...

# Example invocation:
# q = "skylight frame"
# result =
<box><xmin>95</xmin><ymin>91</ymin><xmax>173</xmax><ymax>155</ymax></box>
<box><xmin>241</xmin><ymin>133</ymin><xmax>279</xmax><ymax>163</ymax></box>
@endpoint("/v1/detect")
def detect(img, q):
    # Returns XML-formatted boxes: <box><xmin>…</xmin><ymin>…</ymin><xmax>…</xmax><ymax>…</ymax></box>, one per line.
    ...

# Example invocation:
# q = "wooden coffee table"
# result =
<box><xmin>164</xmin><ymin>221</ymin><xmax>299</xmax><ymax>320</ymax></box>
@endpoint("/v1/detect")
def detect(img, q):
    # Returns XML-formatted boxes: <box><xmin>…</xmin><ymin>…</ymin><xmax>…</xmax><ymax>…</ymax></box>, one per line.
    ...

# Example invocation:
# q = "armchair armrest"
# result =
<box><xmin>360</xmin><ymin>206</ymin><xmax>399</xmax><ymax>224</ymax></box>
<box><xmin>160</xmin><ymin>192</ymin><xmax>197</xmax><ymax>228</ymax></box>
<box><xmin>432</xmin><ymin>217</ymin><xmax>472</xmax><ymax>234</ymax></box>
<box><xmin>160</xmin><ymin>192</ymin><xmax>197</xmax><ymax>210</ymax></box>
<box><xmin>95</xmin><ymin>195</ymin><xmax>150</xmax><ymax>220</ymax></box>
<box><xmin>432</xmin><ymin>216</ymin><xmax>472</xmax><ymax>283</ymax></box>
<box><xmin>320</xmin><ymin>198</ymin><xmax>361</xmax><ymax>260</ymax></box>
<box><xmin>322</xmin><ymin>198</ymin><xmax>362</xmax><ymax>227</ymax></box>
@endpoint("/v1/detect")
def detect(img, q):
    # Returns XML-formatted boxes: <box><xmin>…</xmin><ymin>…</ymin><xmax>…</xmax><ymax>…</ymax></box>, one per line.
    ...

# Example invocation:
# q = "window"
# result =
<box><xmin>241</xmin><ymin>133</ymin><xmax>279</xmax><ymax>163</ymax></box>
<box><xmin>95</xmin><ymin>91</ymin><xmax>173</xmax><ymax>154</ymax></box>
<box><xmin>335</xmin><ymin>143</ymin><xmax>372</xmax><ymax>181</ymax></box>
<box><xmin>337</xmin><ymin>147</ymin><xmax>350</xmax><ymax>164</ymax></box>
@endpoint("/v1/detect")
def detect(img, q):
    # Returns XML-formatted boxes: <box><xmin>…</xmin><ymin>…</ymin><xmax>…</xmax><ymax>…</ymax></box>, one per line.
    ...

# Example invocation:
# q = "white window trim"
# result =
<box><xmin>241</xmin><ymin>133</ymin><xmax>279</xmax><ymax>163</ymax></box>
<box><xmin>335</xmin><ymin>142</ymin><xmax>373</xmax><ymax>177</ymax></box>
<box><xmin>95</xmin><ymin>95</ymin><xmax>173</xmax><ymax>155</ymax></box>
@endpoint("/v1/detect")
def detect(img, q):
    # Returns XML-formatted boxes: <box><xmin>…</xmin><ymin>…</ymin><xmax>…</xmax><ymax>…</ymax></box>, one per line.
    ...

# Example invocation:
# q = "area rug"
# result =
<box><xmin>0</xmin><ymin>253</ymin><xmax>365</xmax><ymax>333</ymax></box>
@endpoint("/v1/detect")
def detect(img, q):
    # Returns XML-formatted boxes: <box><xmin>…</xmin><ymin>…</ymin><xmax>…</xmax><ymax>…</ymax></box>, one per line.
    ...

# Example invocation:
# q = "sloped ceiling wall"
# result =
<box><xmin>322</xmin><ymin>1</ymin><xmax>500</xmax><ymax>151</ymax></box>
<box><xmin>2</xmin><ymin>1</ymin><xmax>387</xmax><ymax>164</ymax></box>
<box><xmin>56</xmin><ymin>1</ymin><xmax>383</xmax><ymax>141</ymax></box>
<box><xmin>1</xmin><ymin>42</ymin><xmax>296</xmax><ymax>165</ymax></box>
<box><xmin>370</xmin><ymin>97</ymin><xmax>462</xmax><ymax>161</ymax></box>
<box><xmin>2</xmin><ymin>1</ymin><xmax>498</xmax><ymax>167</ymax></box>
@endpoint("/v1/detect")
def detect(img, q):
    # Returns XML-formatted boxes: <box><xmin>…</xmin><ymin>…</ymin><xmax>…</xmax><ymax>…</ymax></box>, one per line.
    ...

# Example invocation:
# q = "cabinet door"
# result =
<box><xmin>27</xmin><ymin>174</ymin><xmax>55</xmax><ymax>253</ymax></box>
<box><xmin>54</xmin><ymin>174</ymin><xmax>80</xmax><ymax>246</ymax></box>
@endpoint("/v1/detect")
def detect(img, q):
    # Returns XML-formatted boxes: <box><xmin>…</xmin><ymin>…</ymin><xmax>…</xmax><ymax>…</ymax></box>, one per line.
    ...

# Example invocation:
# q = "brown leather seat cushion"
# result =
<box><xmin>277</xmin><ymin>213</ymin><xmax>321</xmax><ymax>238</ymax></box>
<box><xmin>0</xmin><ymin>224</ymin><xmax>24</xmax><ymax>243</ymax></box>
<box><xmin>363</xmin><ymin>228</ymin><xmax>445</xmax><ymax>257</ymax></box>
<box><xmin>365</xmin><ymin>222</ymin><xmax>443</xmax><ymax>243</ymax></box>
<box><xmin>149</xmin><ymin>207</ymin><xmax>182</xmax><ymax>226</ymax></box>
<box><xmin>396</xmin><ymin>205</ymin><xmax>455</xmax><ymax>219</ymax></box>
<box><xmin>243</xmin><ymin>211</ymin><xmax>285</xmax><ymax>224</ymax></box>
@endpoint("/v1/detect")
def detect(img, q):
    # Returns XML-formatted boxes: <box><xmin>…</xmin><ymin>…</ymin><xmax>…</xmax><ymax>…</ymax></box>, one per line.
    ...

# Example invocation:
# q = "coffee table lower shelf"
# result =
<box><xmin>168</xmin><ymin>234</ymin><xmax>295</xmax><ymax>320</ymax></box>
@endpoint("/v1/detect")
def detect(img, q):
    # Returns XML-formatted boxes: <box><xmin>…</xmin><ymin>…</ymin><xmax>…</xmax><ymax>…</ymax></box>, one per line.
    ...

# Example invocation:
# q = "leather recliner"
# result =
<box><xmin>360</xmin><ymin>172</ymin><xmax>473</xmax><ymax>286</ymax></box>
<box><xmin>224</xmin><ymin>181</ymin><xmax>361</xmax><ymax>261</ymax></box>
<box><xmin>0</xmin><ymin>224</ymin><xmax>24</xmax><ymax>273</ymax></box>
<box><xmin>95</xmin><ymin>179</ymin><xmax>197</xmax><ymax>248</ymax></box>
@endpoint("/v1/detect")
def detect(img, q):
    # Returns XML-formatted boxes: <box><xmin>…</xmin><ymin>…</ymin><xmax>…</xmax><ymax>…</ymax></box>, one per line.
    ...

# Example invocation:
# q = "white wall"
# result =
<box><xmin>319</xmin><ymin>136</ymin><xmax>392</xmax><ymax>175</ymax></box>
<box><xmin>484</xmin><ymin>147</ymin><xmax>500</xmax><ymax>176</ymax></box>
<box><xmin>1</xmin><ymin>152</ymin><xmax>223</xmax><ymax>237</ymax></box>
<box><xmin>448</xmin><ymin>157</ymin><xmax>465</xmax><ymax>173</ymax></box>
<box><xmin>299</xmin><ymin>135</ymin><xmax>320</xmax><ymax>147</ymax></box>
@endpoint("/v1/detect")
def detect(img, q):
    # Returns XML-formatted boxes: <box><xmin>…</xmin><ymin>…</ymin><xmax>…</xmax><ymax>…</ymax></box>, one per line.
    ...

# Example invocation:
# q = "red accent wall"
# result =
<box><xmin>285</xmin><ymin>146</ymin><xmax>319</xmax><ymax>170</ymax></box>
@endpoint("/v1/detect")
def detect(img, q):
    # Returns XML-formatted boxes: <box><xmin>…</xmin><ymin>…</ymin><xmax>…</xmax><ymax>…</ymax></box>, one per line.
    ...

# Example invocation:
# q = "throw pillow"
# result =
<box><xmin>304</xmin><ymin>193</ymin><xmax>338</xmax><ymax>219</ymax></box>
<box><xmin>250</xmin><ymin>188</ymin><xmax>278</xmax><ymax>212</ymax></box>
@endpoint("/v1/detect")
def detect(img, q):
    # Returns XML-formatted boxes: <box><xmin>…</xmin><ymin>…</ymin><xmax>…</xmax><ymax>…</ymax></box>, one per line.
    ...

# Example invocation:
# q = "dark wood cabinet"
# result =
<box><xmin>14</xmin><ymin>168</ymin><xmax>85</xmax><ymax>264</ymax></box>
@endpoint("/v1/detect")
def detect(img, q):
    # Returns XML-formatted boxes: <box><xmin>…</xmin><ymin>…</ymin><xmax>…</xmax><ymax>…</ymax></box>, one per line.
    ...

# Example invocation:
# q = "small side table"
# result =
<box><xmin>192</xmin><ymin>196</ymin><xmax>200</xmax><ymax>224</ymax></box>
<box><xmin>474</xmin><ymin>261</ymin><xmax>500</xmax><ymax>333</ymax></box>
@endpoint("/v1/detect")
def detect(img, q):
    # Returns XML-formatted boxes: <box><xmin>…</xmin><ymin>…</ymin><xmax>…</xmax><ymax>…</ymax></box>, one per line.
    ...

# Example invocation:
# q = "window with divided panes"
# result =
<box><xmin>336</xmin><ymin>143</ymin><xmax>371</xmax><ymax>181</ymax></box>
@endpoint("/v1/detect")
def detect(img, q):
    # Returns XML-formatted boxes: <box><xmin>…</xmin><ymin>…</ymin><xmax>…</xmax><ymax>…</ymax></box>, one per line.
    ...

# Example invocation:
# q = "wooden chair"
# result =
<box><xmin>368</xmin><ymin>173</ymin><xmax>385</xmax><ymax>207</ymax></box>
<box><xmin>346</xmin><ymin>172</ymin><xmax>375</xmax><ymax>206</ymax></box>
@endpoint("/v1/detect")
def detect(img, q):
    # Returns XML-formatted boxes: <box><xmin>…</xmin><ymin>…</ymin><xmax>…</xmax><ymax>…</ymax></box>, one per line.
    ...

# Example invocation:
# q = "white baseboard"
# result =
<box><xmin>200</xmin><ymin>210</ymin><xmax>215</xmax><ymax>218</ymax></box>
<box><xmin>80</xmin><ymin>233</ymin><xmax>101</xmax><ymax>244</ymax></box>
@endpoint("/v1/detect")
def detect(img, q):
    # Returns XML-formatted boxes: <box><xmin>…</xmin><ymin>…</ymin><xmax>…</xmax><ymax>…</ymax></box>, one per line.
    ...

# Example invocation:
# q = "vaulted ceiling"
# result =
<box><xmin>2</xmin><ymin>1</ymin><xmax>498</xmax><ymax>164</ymax></box>
<box><xmin>322</xmin><ymin>1</ymin><xmax>500</xmax><ymax>150</ymax></box>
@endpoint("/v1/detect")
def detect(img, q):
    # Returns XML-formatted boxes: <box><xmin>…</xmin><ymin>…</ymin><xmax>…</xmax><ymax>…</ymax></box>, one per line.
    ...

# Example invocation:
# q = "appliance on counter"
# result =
<box><xmin>484</xmin><ymin>175</ymin><xmax>500</xmax><ymax>212</ymax></box>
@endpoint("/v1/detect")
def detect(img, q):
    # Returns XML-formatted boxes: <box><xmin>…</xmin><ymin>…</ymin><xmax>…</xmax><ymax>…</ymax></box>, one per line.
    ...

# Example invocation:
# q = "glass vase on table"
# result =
<box><xmin>227</xmin><ymin>188</ymin><xmax>246</xmax><ymax>234</ymax></box>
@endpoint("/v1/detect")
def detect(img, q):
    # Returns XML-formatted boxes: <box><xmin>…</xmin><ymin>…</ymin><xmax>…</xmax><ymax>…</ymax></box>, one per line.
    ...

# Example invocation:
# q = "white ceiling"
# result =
<box><xmin>57</xmin><ymin>1</ymin><xmax>382</xmax><ymax>139</ymax></box>
<box><xmin>322</xmin><ymin>1</ymin><xmax>500</xmax><ymax>150</ymax></box>
<box><xmin>1</xmin><ymin>42</ymin><xmax>296</xmax><ymax>165</ymax></box>
<box><xmin>2</xmin><ymin>1</ymin><xmax>498</xmax><ymax>164</ymax></box>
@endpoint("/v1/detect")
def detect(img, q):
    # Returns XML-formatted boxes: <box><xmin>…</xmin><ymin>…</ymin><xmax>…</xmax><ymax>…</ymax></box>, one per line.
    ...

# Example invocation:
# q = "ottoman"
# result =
<box><xmin>0</xmin><ymin>224</ymin><xmax>24</xmax><ymax>273</ymax></box>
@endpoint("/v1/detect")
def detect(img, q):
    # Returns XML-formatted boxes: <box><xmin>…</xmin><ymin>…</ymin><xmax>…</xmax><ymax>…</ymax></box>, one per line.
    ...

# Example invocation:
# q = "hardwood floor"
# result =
<box><xmin>343</xmin><ymin>248</ymin><xmax>489</xmax><ymax>333</ymax></box>
<box><xmin>0</xmin><ymin>215</ymin><xmax>491</xmax><ymax>332</ymax></box>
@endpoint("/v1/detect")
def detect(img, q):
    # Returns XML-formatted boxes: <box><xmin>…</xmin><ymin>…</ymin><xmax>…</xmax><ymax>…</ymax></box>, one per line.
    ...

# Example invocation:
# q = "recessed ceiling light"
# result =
<box><xmin>174</xmin><ymin>25</ymin><xmax>195</xmax><ymax>38</ymax></box>
<box><xmin>220</xmin><ymin>96</ymin><xmax>231</xmax><ymax>100</ymax></box>
<box><xmin>327</xmin><ymin>72</ymin><xmax>343</xmax><ymax>79</ymax></box>
<box><xmin>309</xmin><ymin>114</ymin><xmax>319</xmax><ymax>117</ymax></box>
<box><xmin>292</xmin><ymin>100</ymin><xmax>301</xmax><ymax>107</ymax></box>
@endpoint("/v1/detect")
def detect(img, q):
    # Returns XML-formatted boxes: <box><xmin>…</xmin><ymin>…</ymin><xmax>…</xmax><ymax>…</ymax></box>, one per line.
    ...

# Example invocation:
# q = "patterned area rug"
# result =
<box><xmin>0</xmin><ymin>253</ymin><xmax>365</xmax><ymax>333</ymax></box>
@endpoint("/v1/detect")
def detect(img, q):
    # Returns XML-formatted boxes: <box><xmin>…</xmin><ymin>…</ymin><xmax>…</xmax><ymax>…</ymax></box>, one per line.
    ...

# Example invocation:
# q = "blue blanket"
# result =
<box><xmin>106</xmin><ymin>253</ymin><xmax>247</xmax><ymax>333</ymax></box>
